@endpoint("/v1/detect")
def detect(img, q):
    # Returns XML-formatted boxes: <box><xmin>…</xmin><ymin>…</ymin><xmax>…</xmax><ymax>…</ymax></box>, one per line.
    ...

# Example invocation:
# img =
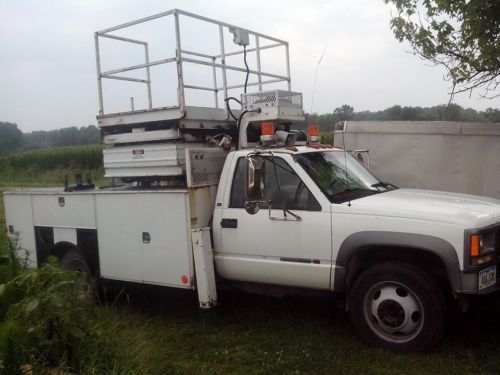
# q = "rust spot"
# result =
<box><xmin>308</xmin><ymin>144</ymin><xmax>333</xmax><ymax>149</ymax></box>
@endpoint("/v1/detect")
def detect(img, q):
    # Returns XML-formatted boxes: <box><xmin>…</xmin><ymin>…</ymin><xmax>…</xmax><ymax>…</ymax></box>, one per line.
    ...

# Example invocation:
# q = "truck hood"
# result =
<box><xmin>348</xmin><ymin>189</ymin><xmax>500</xmax><ymax>228</ymax></box>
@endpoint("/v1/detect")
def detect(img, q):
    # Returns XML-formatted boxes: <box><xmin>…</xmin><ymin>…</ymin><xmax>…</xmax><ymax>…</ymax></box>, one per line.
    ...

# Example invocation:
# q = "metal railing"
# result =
<box><xmin>95</xmin><ymin>9</ymin><xmax>291</xmax><ymax>117</ymax></box>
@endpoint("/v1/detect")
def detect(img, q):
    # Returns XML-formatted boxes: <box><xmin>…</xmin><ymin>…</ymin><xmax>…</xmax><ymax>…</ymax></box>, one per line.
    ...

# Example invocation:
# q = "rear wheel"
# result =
<box><xmin>60</xmin><ymin>249</ymin><xmax>98</xmax><ymax>299</ymax></box>
<box><xmin>349</xmin><ymin>262</ymin><xmax>447</xmax><ymax>352</ymax></box>
<box><xmin>60</xmin><ymin>249</ymin><xmax>90</xmax><ymax>274</ymax></box>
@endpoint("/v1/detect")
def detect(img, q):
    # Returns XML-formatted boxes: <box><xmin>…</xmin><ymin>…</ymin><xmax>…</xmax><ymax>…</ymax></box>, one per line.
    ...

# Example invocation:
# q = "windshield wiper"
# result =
<box><xmin>333</xmin><ymin>187</ymin><xmax>379</xmax><ymax>204</ymax></box>
<box><xmin>340</xmin><ymin>187</ymin><xmax>379</xmax><ymax>194</ymax></box>
<box><xmin>371</xmin><ymin>181</ymin><xmax>398</xmax><ymax>190</ymax></box>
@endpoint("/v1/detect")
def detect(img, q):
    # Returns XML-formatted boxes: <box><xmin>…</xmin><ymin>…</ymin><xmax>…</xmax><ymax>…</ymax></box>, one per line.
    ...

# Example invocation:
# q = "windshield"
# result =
<box><xmin>296</xmin><ymin>151</ymin><xmax>390</xmax><ymax>204</ymax></box>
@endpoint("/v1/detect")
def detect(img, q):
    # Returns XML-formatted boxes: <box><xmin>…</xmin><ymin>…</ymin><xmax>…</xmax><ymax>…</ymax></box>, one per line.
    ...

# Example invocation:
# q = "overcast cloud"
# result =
<box><xmin>1</xmin><ymin>0</ymin><xmax>498</xmax><ymax>132</ymax></box>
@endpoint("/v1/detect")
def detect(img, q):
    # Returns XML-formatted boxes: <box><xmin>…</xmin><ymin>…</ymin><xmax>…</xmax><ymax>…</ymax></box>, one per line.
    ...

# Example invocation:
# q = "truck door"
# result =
<box><xmin>216</xmin><ymin>154</ymin><xmax>332</xmax><ymax>290</ymax></box>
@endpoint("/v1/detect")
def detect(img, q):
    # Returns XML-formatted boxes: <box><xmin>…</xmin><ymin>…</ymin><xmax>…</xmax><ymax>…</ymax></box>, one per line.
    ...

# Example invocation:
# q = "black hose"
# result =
<box><xmin>224</xmin><ymin>97</ymin><xmax>241</xmax><ymax>121</ymax></box>
<box><xmin>235</xmin><ymin>108</ymin><xmax>261</xmax><ymax>150</ymax></box>
<box><xmin>235</xmin><ymin>110</ymin><xmax>249</xmax><ymax>150</ymax></box>
<box><xmin>227</xmin><ymin>96</ymin><xmax>241</xmax><ymax>105</ymax></box>
<box><xmin>243</xmin><ymin>45</ymin><xmax>249</xmax><ymax>94</ymax></box>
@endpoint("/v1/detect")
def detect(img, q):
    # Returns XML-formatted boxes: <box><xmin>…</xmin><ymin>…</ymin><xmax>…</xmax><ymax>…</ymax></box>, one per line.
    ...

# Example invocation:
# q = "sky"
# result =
<box><xmin>0</xmin><ymin>0</ymin><xmax>499</xmax><ymax>132</ymax></box>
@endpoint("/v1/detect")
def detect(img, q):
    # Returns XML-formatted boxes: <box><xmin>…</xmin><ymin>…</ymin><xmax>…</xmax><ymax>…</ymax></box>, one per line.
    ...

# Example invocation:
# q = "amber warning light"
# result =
<box><xmin>260</xmin><ymin>122</ymin><xmax>275</xmax><ymax>143</ymax></box>
<box><xmin>307</xmin><ymin>124</ymin><xmax>321</xmax><ymax>144</ymax></box>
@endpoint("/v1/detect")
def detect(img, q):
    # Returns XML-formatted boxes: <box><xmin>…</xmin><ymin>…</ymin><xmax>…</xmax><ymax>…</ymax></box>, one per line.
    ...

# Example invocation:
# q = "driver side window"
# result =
<box><xmin>229</xmin><ymin>157</ymin><xmax>321</xmax><ymax>211</ymax></box>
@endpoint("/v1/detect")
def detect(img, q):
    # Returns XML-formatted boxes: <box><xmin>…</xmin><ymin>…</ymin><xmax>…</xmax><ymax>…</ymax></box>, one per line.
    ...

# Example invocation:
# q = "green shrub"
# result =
<box><xmin>321</xmin><ymin>132</ymin><xmax>334</xmax><ymax>145</ymax></box>
<box><xmin>0</xmin><ymin>259</ymin><xmax>132</xmax><ymax>374</ymax></box>
<box><xmin>0</xmin><ymin>235</ymin><xmax>28</xmax><ymax>292</ymax></box>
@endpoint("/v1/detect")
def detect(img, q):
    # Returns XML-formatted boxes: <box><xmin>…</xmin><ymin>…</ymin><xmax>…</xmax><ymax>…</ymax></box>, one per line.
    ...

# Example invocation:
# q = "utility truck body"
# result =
<box><xmin>4</xmin><ymin>10</ymin><xmax>500</xmax><ymax>352</ymax></box>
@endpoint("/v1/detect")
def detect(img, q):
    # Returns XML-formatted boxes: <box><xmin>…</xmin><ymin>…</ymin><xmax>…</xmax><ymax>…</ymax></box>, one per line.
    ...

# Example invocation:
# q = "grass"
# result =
<box><xmin>2</xmin><ymin>154</ymin><xmax>500</xmax><ymax>374</ymax></box>
<box><xmin>92</xmin><ymin>286</ymin><xmax>500</xmax><ymax>375</ymax></box>
<box><xmin>0</xmin><ymin>193</ymin><xmax>6</xmax><ymax>254</ymax></box>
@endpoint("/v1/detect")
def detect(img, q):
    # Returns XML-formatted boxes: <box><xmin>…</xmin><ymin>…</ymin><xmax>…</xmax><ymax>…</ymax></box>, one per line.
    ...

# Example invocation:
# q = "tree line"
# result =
<box><xmin>0</xmin><ymin>123</ymin><xmax>100</xmax><ymax>157</ymax></box>
<box><xmin>307</xmin><ymin>104</ymin><xmax>500</xmax><ymax>132</ymax></box>
<box><xmin>1</xmin><ymin>103</ymin><xmax>499</xmax><ymax>156</ymax></box>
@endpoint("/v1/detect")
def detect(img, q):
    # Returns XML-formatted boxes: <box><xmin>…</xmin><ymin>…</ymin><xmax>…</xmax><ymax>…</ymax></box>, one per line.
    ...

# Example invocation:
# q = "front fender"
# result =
<box><xmin>333</xmin><ymin>231</ymin><xmax>462</xmax><ymax>293</ymax></box>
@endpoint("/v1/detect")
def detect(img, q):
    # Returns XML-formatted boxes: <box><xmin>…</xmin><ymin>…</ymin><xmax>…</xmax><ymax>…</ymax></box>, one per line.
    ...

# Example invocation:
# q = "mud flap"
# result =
<box><xmin>191</xmin><ymin>227</ymin><xmax>218</xmax><ymax>308</ymax></box>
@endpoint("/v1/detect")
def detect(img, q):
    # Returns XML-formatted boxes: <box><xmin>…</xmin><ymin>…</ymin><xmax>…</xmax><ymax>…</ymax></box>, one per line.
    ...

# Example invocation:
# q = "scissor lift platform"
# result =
<box><xmin>98</xmin><ymin>105</ymin><xmax>238</xmax><ymax>145</ymax></box>
<box><xmin>94</xmin><ymin>9</ymin><xmax>292</xmax><ymax>145</ymax></box>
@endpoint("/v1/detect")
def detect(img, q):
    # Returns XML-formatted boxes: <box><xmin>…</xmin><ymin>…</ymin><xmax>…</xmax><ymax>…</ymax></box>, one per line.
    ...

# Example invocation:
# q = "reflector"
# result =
<box><xmin>470</xmin><ymin>234</ymin><xmax>480</xmax><ymax>257</ymax></box>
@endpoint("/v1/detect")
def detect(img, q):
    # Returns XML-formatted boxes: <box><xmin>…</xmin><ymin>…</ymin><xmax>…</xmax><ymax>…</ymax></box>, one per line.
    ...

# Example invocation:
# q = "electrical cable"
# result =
<box><xmin>243</xmin><ymin>45</ymin><xmax>249</xmax><ymax>94</ymax></box>
<box><xmin>236</xmin><ymin>110</ymin><xmax>249</xmax><ymax>150</ymax></box>
<box><xmin>235</xmin><ymin>108</ymin><xmax>261</xmax><ymax>150</ymax></box>
<box><xmin>226</xmin><ymin>44</ymin><xmax>252</xmax><ymax>148</ymax></box>
<box><xmin>224</xmin><ymin>96</ymin><xmax>241</xmax><ymax>121</ymax></box>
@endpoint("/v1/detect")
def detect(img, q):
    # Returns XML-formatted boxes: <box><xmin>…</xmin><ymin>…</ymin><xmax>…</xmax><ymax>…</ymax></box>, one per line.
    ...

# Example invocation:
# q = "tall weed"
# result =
<box><xmin>0</xmin><ymin>259</ymin><xmax>135</xmax><ymax>374</ymax></box>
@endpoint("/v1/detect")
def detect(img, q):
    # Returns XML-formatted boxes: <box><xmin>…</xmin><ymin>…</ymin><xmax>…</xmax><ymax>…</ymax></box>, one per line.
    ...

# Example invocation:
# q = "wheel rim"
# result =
<box><xmin>363</xmin><ymin>281</ymin><xmax>424</xmax><ymax>343</ymax></box>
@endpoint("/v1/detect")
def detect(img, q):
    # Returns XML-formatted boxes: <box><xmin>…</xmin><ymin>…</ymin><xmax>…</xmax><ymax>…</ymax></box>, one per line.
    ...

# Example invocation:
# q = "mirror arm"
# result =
<box><xmin>268</xmin><ymin>202</ymin><xmax>302</xmax><ymax>222</ymax></box>
<box><xmin>283</xmin><ymin>208</ymin><xmax>301</xmax><ymax>221</ymax></box>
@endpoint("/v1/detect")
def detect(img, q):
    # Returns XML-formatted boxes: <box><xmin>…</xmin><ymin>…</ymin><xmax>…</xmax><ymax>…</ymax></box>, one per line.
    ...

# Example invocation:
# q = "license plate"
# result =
<box><xmin>479</xmin><ymin>266</ymin><xmax>496</xmax><ymax>290</ymax></box>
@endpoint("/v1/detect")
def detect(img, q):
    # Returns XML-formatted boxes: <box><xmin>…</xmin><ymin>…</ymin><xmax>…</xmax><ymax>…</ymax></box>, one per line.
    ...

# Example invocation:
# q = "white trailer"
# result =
<box><xmin>334</xmin><ymin>121</ymin><xmax>500</xmax><ymax>199</ymax></box>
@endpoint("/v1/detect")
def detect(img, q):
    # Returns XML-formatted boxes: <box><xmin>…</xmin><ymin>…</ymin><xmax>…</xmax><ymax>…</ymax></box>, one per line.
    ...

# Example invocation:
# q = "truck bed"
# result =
<box><xmin>3</xmin><ymin>184</ymin><xmax>217</xmax><ymax>288</ymax></box>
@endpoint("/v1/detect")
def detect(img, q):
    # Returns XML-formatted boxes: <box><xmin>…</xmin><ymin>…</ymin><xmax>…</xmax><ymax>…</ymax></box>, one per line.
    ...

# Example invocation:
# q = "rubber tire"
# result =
<box><xmin>60</xmin><ymin>249</ymin><xmax>91</xmax><ymax>274</ymax></box>
<box><xmin>349</xmin><ymin>262</ymin><xmax>447</xmax><ymax>352</ymax></box>
<box><xmin>60</xmin><ymin>249</ymin><xmax>98</xmax><ymax>300</ymax></box>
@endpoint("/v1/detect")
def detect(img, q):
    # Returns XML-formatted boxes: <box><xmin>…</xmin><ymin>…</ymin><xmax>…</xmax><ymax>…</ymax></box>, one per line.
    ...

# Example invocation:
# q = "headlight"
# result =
<box><xmin>480</xmin><ymin>231</ymin><xmax>496</xmax><ymax>253</ymax></box>
<box><xmin>470</xmin><ymin>230</ymin><xmax>497</xmax><ymax>265</ymax></box>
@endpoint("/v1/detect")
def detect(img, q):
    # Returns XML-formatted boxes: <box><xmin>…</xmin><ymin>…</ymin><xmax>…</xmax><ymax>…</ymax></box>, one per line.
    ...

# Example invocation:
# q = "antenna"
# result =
<box><xmin>310</xmin><ymin>44</ymin><xmax>328</xmax><ymax>114</ymax></box>
<box><xmin>341</xmin><ymin>121</ymin><xmax>351</xmax><ymax>207</ymax></box>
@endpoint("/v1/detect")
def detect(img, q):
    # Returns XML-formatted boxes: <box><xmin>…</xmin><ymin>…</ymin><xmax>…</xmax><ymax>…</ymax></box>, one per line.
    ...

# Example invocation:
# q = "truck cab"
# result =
<box><xmin>212</xmin><ymin>145</ymin><xmax>500</xmax><ymax>351</ymax></box>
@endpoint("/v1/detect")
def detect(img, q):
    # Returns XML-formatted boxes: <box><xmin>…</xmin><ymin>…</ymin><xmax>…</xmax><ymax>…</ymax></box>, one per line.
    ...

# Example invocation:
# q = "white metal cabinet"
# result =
<box><xmin>95</xmin><ymin>191</ymin><xmax>193</xmax><ymax>288</ymax></box>
<box><xmin>3</xmin><ymin>193</ymin><xmax>37</xmax><ymax>267</ymax></box>
<box><xmin>32</xmin><ymin>193</ymin><xmax>96</xmax><ymax>229</ymax></box>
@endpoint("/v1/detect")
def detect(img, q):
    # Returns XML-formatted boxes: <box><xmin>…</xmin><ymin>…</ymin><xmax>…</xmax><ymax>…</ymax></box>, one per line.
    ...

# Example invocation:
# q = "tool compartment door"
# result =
<box><xmin>95</xmin><ymin>191</ymin><xmax>193</xmax><ymax>288</ymax></box>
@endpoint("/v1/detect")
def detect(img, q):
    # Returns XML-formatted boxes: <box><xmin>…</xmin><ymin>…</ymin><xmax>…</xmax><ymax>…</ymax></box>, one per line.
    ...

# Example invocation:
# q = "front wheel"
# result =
<box><xmin>349</xmin><ymin>262</ymin><xmax>447</xmax><ymax>352</ymax></box>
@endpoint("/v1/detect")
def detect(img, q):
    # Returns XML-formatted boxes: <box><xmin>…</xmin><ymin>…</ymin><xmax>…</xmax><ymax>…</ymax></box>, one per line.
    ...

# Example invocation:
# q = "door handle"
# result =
<box><xmin>221</xmin><ymin>218</ymin><xmax>238</xmax><ymax>228</ymax></box>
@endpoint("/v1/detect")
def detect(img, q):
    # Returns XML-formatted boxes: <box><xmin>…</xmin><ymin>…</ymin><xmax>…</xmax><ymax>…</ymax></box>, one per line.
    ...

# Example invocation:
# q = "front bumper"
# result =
<box><xmin>458</xmin><ymin>264</ymin><xmax>500</xmax><ymax>295</ymax></box>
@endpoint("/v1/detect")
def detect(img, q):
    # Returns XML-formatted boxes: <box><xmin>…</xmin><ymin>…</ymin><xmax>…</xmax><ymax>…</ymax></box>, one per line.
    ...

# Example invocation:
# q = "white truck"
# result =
<box><xmin>3</xmin><ymin>10</ymin><xmax>500</xmax><ymax>352</ymax></box>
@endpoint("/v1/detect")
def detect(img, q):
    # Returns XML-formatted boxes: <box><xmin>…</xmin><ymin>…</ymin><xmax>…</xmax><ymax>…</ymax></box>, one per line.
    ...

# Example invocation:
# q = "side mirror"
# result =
<box><xmin>245</xmin><ymin>154</ymin><xmax>266</xmax><ymax>215</ymax></box>
<box><xmin>244</xmin><ymin>201</ymin><xmax>260</xmax><ymax>215</ymax></box>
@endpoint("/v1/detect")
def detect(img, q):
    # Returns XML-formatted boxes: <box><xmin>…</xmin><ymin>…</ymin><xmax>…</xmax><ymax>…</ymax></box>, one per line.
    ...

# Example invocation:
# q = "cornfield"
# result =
<box><xmin>0</xmin><ymin>145</ymin><xmax>104</xmax><ymax>185</ymax></box>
